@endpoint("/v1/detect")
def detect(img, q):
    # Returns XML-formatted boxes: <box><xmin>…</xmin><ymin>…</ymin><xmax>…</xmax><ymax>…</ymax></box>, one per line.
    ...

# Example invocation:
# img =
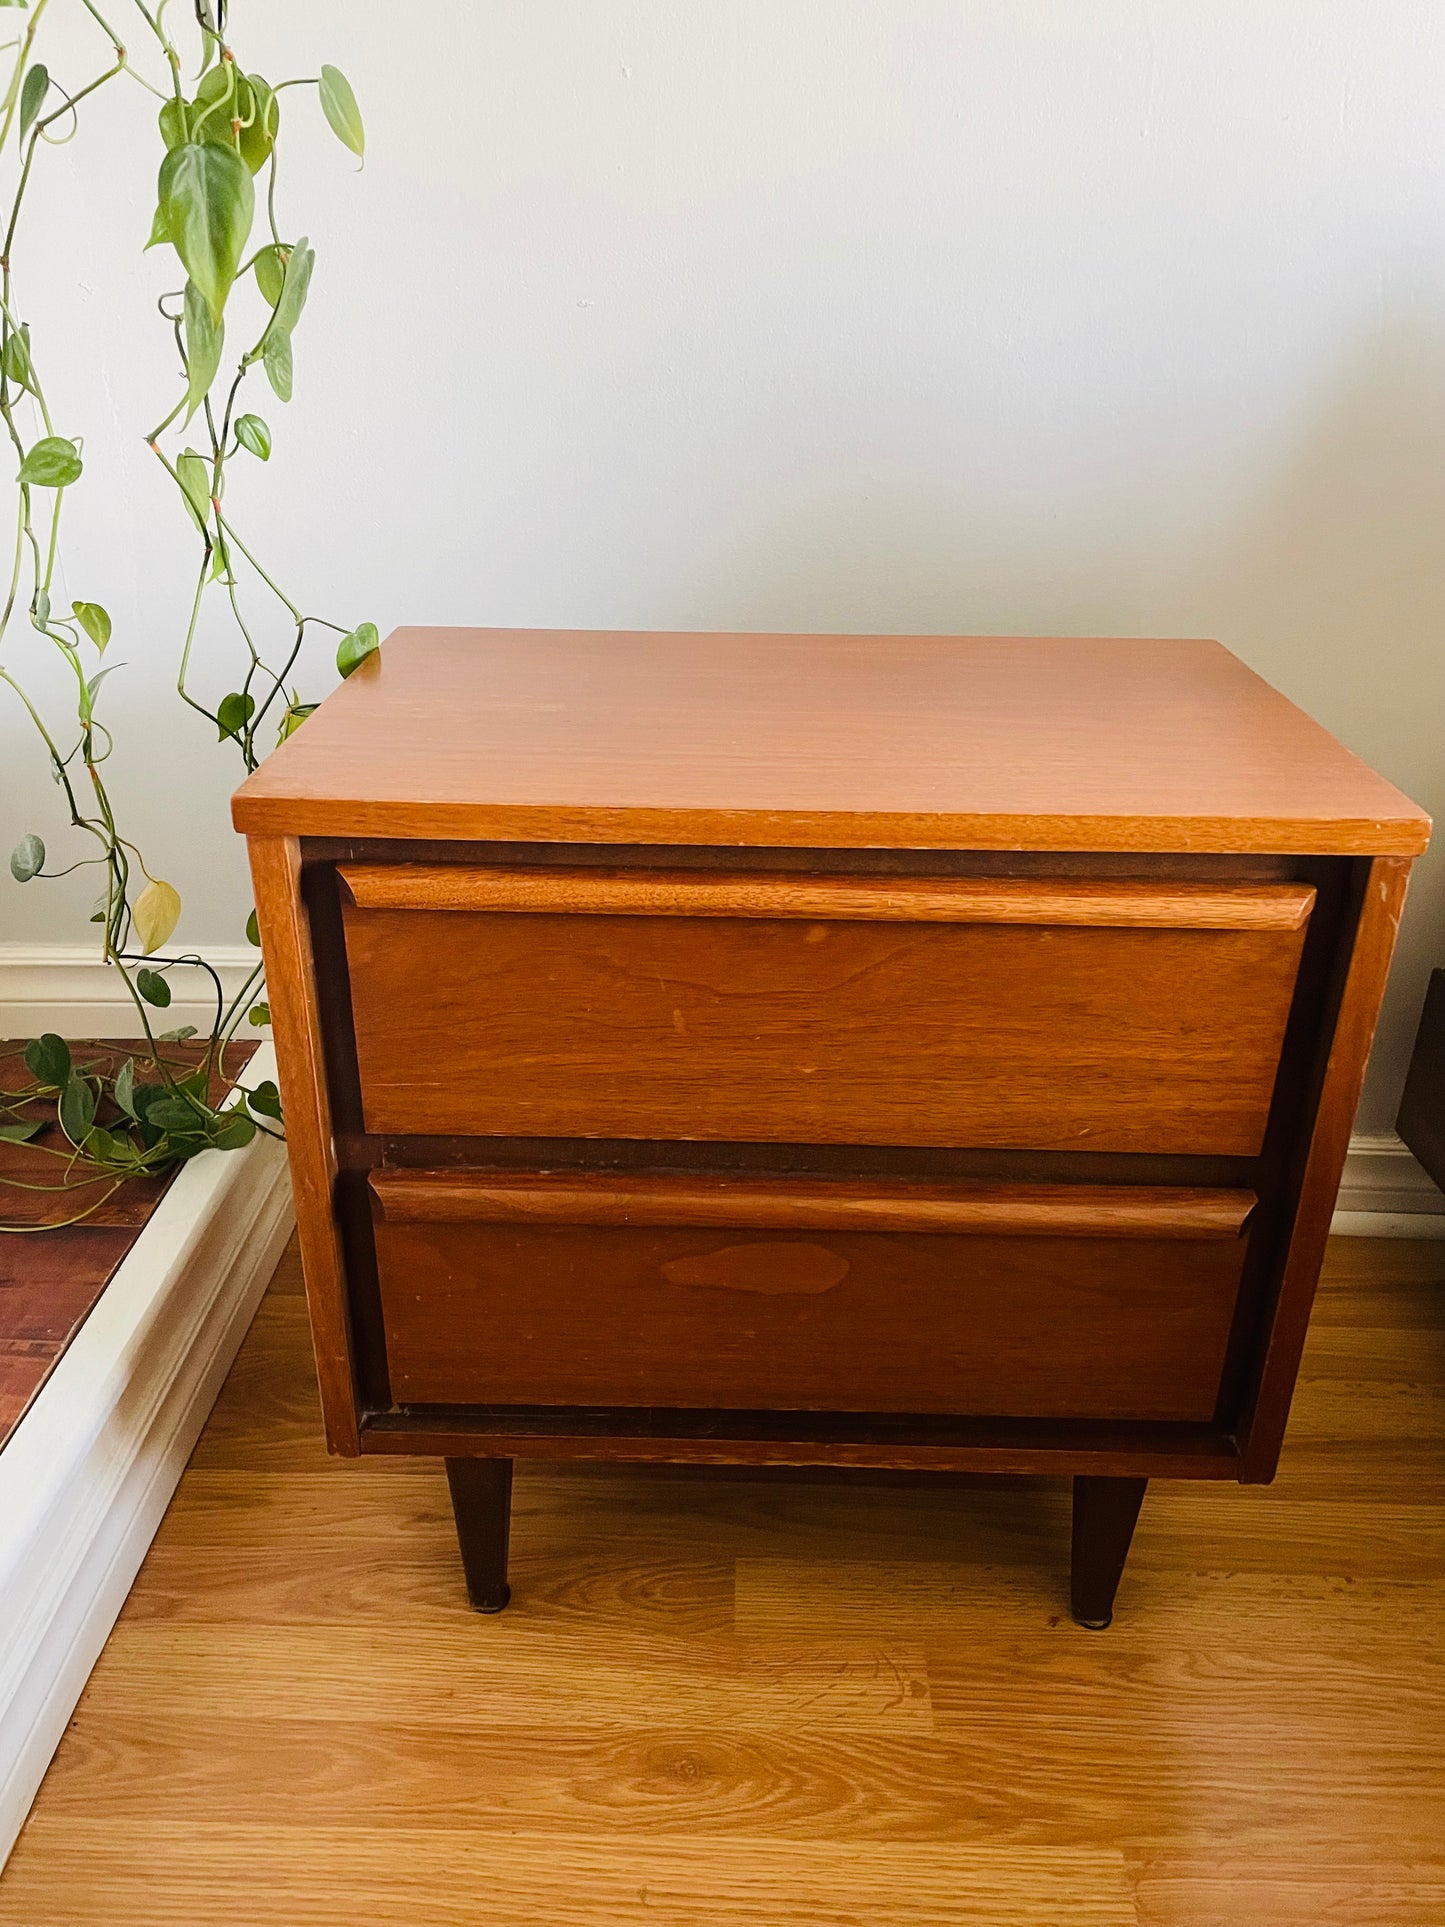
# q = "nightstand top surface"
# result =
<box><xmin>230</xmin><ymin>627</ymin><xmax>1428</xmax><ymax>854</ymax></box>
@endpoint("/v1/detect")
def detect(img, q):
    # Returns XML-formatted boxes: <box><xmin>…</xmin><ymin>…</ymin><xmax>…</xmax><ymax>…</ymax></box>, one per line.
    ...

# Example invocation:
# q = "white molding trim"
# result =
<box><xmin>0</xmin><ymin>1044</ymin><xmax>293</xmax><ymax>1870</ymax></box>
<box><xmin>0</xmin><ymin>941</ymin><xmax>264</xmax><ymax>1041</ymax></box>
<box><xmin>1333</xmin><ymin>1132</ymin><xmax>1445</xmax><ymax>1238</ymax></box>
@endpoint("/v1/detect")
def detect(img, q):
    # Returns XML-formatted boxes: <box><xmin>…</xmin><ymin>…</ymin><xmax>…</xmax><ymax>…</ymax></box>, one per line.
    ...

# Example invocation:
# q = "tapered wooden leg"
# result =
<box><xmin>1070</xmin><ymin>1475</ymin><xmax>1147</xmax><ymax>1629</ymax></box>
<box><xmin>445</xmin><ymin>1457</ymin><xmax>513</xmax><ymax>1613</ymax></box>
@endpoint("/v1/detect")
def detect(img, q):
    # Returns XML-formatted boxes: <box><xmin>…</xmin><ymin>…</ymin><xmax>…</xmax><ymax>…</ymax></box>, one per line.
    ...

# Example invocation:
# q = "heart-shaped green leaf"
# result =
<box><xmin>113</xmin><ymin>1057</ymin><xmax>138</xmax><ymax>1118</ymax></box>
<box><xmin>135</xmin><ymin>966</ymin><xmax>171</xmax><ymax>1008</ymax></box>
<box><xmin>245</xmin><ymin>1079</ymin><xmax>282</xmax><ymax>1121</ymax></box>
<box><xmin>0</xmin><ymin>1117</ymin><xmax>44</xmax><ymax>1143</ymax></box>
<box><xmin>182</xmin><ymin>279</ymin><xmax>224</xmax><ymax>425</ymax></box>
<box><xmin>84</xmin><ymin>1124</ymin><xmax>123</xmax><ymax>1165</ymax></box>
<box><xmin>235</xmin><ymin>413</ymin><xmax>270</xmax><ymax>460</ymax></box>
<box><xmin>238</xmin><ymin>74</ymin><xmax>278</xmax><ymax>175</ymax></box>
<box><xmin>24</xmin><ymin>1033</ymin><xmax>70</xmax><ymax>1087</ymax></box>
<box><xmin>157</xmin><ymin>140</ymin><xmax>254</xmax><ymax>326</ymax></box>
<box><xmin>245</xmin><ymin>908</ymin><xmax>261</xmax><ymax>946</ymax></box>
<box><xmin>146</xmin><ymin>1095</ymin><xmax>206</xmax><ymax>1134</ymax></box>
<box><xmin>59</xmin><ymin>1072</ymin><xmax>96</xmax><ymax>1142</ymax></box>
<box><xmin>262</xmin><ymin>327</ymin><xmax>292</xmax><ymax>402</ymax></box>
<box><xmin>319</xmin><ymin>65</ymin><xmax>364</xmax><ymax>159</ymax></box>
<box><xmin>158</xmin><ymin>95</ymin><xmax>189</xmax><ymax>152</ymax></box>
<box><xmin>9</xmin><ymin>831</ymin><xmax>44</xmax><ymax>881</ymax></box>
<box><xmin>3</xmin><ymin>322</ymin><xmax>37</xmax><ymax>395</ymax></box>
<box><xmin>247</xmin><ymin>1001</ymin><xmax>271</xmax><ymax>1027</ymax></box>
<box><xmin>254</xmin><ymin>243</ymin><xmax>287</xmax><ymax>308</ymax></box>
<box><xmin>72</xmin><ymin>600</ymin><xmax>111</xmax><ymax>649</ymax></box>
<box><xmin>82</xmin><ymin>663</ymin><xmax>121</xmax><ymax>719</ymax></box>
<box><xmin>18</xmin><ymin>435</ymin><xmax>81</xmax><ymax>486</ymax></box>
<box><xmin>336</xmin><ymin>621</ymin><xmax>379</xmax><ymax>678</ymax></box>
<box><xmin>176</xmin><ymin>448</ymin><xmax>212</xmax><ymax>530</ymax></box>
<box><xmin>19</xmin><ymin>62</ymin><xmax>47</xmax><ymax>142</ymax></box>
<box><xmin>270</xmin><ymin>237</ymin><xmax>314</xmax><ymax>339</ymax></box>
<box><xmin>217</xmin><ymin>689</ymin><xmax>255</xmax><ymax>741</ymax></box>
<box><xmin>213</xmin><ymin>1110</ymin><xmax>257</xmax><ymax>1150</ymax></box>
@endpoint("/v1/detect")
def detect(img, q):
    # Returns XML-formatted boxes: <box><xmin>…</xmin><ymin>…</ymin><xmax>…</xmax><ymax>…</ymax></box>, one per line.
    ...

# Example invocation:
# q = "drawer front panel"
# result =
<box><xmin>371</xmin><ymin>1172</ymin><xmax>1253</xmax><ymax>1421</ymax></box>
<box><xmin>341</xmin><ymin>868</ymin><xmax>1312</xmax><ymax>1154</ymax></box>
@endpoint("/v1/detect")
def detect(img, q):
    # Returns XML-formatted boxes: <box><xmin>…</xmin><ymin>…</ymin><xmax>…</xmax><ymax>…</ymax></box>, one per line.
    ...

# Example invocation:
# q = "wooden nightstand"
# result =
<box><xmin>232</xmin><ymin>629</ymin><xmax>1429</xmax><ymax>1627</ymax></box>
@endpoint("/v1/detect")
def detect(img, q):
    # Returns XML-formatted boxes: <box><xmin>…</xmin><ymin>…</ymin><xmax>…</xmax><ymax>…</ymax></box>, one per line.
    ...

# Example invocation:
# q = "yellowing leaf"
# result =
<box><xmin>133</xmin><ymin>877</ymin><xmax>182</xmax><ymax>954</ymax></box>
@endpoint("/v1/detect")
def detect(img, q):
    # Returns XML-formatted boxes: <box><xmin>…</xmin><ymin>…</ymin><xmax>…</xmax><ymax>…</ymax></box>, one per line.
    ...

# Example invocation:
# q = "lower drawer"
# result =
<box><xmin>370</xmin><ymin>1171</ymin><xmax>1255</xmax><ymax>1422</ymax></box>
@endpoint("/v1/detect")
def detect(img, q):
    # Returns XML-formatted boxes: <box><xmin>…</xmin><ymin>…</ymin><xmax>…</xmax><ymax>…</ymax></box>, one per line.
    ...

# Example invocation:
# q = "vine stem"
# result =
<box><xmin>1</xmin><ymin>1</ymin><xmax>364</xmax><ymax>1221</ymax></box>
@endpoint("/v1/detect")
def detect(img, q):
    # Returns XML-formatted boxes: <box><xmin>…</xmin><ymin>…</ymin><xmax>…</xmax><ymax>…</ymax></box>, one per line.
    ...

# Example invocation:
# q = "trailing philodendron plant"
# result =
<box><xmin>0</xmin><ymin>0</ymin><xmax>375</xmax><ymax>1227</ymax></box>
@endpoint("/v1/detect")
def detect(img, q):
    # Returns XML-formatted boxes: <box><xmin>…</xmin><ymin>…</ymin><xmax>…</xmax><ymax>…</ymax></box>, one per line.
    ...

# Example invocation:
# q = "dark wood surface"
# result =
<box><xmin>0</xmin><ymin>1227</ymin><xmax>138</xmax><ymax>1444</ymax></box>
<box><xmin>1238</xmin><ymin>857</ymin><xmax>1415</xmax><ymax>1478</ymax></box>
<box><xmin>374</xmin><ymin>1212</ymin><xmax>1247</xmax><ymax>1420</ymax></box>
<box><xmin>1070</xmin><ymin>1476</ymin><xmax>1149</xmax><ymax>1629</ymax></box>
<box><xmin>445</xmin><ymin>1457</ymin><xmax>513</xmax><ymax>1612</ymax></box>
<box><xmin>343</xmin><ymin>901</ymin><xmax>1307</xmax><ymax>1152</ymax></box>
<box><xmin>0</xmin><ymin>1039</ymin><xmax>256</xmax><ymax>1447</ymax></box>
<box><xmin>230</xmin><ymin>630</ymin><xmax>1431</xmax><ymax>853</ymax></box>
<box><xmin>361</xmin><ymin>1407</ymin><xmax>1244</xmax><ymax>1479</ymax></box>
<box><xmin>1396</xmin><ymin>967</ymin><xmax>1445</xmax><ymax>1194</ymax></box>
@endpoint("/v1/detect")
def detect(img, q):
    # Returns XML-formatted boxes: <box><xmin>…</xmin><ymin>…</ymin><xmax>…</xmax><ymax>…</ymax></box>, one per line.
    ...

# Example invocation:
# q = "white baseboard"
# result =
<box><xmin>0</xmin><ymin>1043</ymin><xmax>293</xmax><ymax>1870</ymax></box>
<box><xmin>0</xmin><ymin>941</ymin><xmax>263</xmax><ymax>1041</ymax></box>
<box><xmin>1333</xmin><ymin>1132</ymin><xmax>1445</xmax><ymax>1237</ymax></box>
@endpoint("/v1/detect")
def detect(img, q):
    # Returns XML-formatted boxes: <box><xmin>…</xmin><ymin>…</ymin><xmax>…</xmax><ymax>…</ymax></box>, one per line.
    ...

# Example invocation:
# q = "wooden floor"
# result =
<box><xmin>2</xmin><ymin>1235</ymin><xmax>1442</xmax><ymax>1925</ymax></box>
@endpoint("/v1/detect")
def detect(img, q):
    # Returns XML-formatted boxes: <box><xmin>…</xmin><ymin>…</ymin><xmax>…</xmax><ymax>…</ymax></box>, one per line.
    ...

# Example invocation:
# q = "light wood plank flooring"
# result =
<box><xmin>2</xmin><ymin>1235</ymin><xmax>1442</xmax><ymax>1924</ymax></box>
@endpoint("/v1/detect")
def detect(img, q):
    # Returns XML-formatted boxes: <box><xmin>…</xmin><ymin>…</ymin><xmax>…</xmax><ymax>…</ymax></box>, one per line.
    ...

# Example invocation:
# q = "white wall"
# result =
<box><xmin>2</xmin><ymin>1</ymin><xmax>1443</xmax><ymax>1132</ymax></box>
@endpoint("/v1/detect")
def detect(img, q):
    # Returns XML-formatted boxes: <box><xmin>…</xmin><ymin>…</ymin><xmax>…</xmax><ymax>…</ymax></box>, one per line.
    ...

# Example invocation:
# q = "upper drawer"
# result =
<box><xmin>339</xmin><ymin>865</ymin><xmax>1314</xmax><ymax>1153</ymax></box>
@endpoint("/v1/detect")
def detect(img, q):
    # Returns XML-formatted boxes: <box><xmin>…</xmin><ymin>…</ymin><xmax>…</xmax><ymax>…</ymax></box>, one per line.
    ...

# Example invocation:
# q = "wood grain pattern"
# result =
<box><xmin>0</xmin><ymin>1039</ymin><xmax>257</xmax><ymax>1444</ymax></box>
<box><xmin>0</xmin><ymin>1232</ymin><xmax>135</xmax><ymax>1441</ymax></box>
<box><xmin>339</xmin><ymin>864</ymin><xmax>1318</xmax><ymax>930</ymax></box>
<box><xmin>369</xmin><ymin>1170</ymin><xmax>1259</xmax><ymax>1240</ymax></box>
<box><xmin>0</xmin><ymin>1823</ymin><xmax>1137</xmax><ymax>1926</ymax></box>
<box><xmin>373</xmin><ymin>1215</ymin><xmax>1247</xmax><ymax>1418</ymax></box>
<box><xmin>1130</xmin><ymin>1862</ymin><xmax>1445</xmax><ymax>1927</ymax></box>
<box><xmin>80</xmin><ymin>1618</ymin><xmax>935</xmax><ymax>1733</ymax></box>
<box><xmin>229</xmin><ymin>628</ymin><xmax>1431</xmax><ymax>854</ymax></box>
<box><xmin>2</xmin><ymin>1232</ymin><xmax>1442</xmax><ymax>1926</ymax></box>
<box><xmin>343</xmin><ymin>904</ymin><xmax>1307</xmax><ymax>1152</ymax></box>
<box><xmin>246</xmin><ymin>835</ymin><xmax>360</xmax><ymax>1455</ymax></box>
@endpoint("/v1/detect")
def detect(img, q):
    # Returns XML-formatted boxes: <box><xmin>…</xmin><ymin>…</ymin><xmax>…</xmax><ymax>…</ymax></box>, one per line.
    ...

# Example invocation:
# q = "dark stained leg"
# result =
<box><xmin>445</xmin><ymin>1457</ymin><xmax>513</xmax><ymax>1613</ymax></box>
<box><xmin>1070</xmin><ymin>1475</ymin><xmax>1147</xmax><ymax>1629</ymax></box>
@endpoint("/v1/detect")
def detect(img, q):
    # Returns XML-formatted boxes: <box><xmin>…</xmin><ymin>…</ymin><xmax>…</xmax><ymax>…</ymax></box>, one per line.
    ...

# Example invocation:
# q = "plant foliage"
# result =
<box><xmin>0</xmin><ymin>2</ymin><xmax>371</xmax><ymax>1228</ymax></box>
